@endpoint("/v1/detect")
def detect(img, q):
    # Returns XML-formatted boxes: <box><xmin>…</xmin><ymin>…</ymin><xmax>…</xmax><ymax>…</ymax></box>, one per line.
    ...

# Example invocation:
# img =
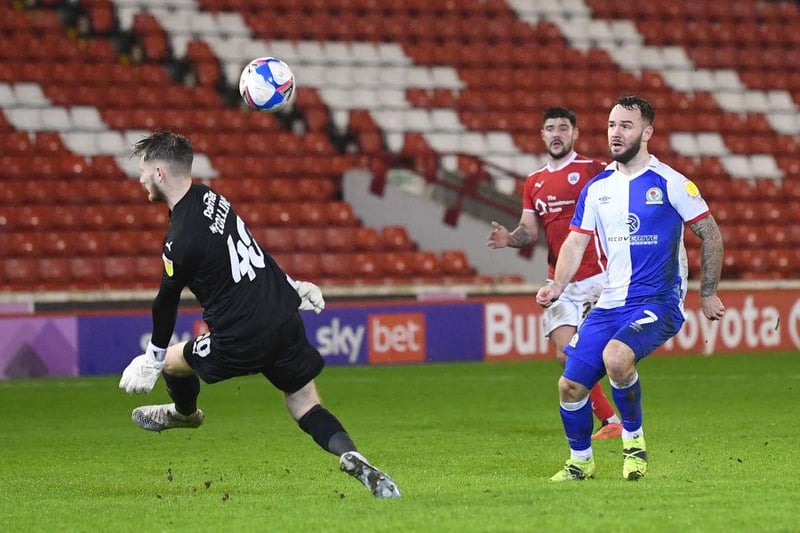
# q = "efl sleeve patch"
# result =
<box><xmin>684</xmin><ymin>180</ymin><xmax>700</xmax><ymax>197</ymax></box>
<box><xmin>162</xmin><ymin>254</ymin><xmax>174</xmax><ymax>277</ymax></box>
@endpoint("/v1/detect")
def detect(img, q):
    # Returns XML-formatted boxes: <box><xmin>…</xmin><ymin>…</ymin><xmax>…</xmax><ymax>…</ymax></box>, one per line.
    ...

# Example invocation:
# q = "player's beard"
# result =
<box><xmin>147</xmin><ymin>183</ymin><xmax>167</xmax><ymax>203</ymax></box>
<box><xmin>610</xmin><ymin>134</ymin><xmax>643</xmax><ymax>165</ymax></box>
<box><xmin>547</xmin><ymin>139</ymin><xmax>572</xmax><ymax>160</ymax></box>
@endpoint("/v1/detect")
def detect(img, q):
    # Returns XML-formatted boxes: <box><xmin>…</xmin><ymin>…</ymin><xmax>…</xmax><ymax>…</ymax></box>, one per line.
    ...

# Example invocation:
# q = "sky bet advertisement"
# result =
<box><xmin>1</xmin><ymin>289</ymin><xmax>798</xmax><ymax>378</ymax></box>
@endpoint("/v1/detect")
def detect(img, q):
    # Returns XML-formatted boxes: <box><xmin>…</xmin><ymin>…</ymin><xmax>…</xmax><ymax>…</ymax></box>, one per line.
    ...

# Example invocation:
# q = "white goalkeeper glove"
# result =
<box><xmin>118</xmin><ymin>342</ymin><xmax>166</xmax><ymax>394</ymax></box>
<box><xmin>296</xmin><ymin>281</ymin><xmax>325</xmax><ymax>314</ymax></box>
<box><xmin>286</xmin><ymin>275</ymin><xmax>325</xmax><ymax>314</ymax></box>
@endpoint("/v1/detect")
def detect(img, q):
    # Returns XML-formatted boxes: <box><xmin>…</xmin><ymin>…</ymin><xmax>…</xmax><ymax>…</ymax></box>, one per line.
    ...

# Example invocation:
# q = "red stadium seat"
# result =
<box><xmin>296</xmin><ymin>202</ymin><xmax>328</xmax><ymax>226</ymax></box>
<box><xmin>259</xmin><ymin>202</ymin><xmax>300</xmax><ymax>227</ymax></box>
<box><xmin>68</xmin><ymin>257</ymin><xmax>105</xmax><ymax>288</ymax></box>
<box><xmin>324</xmin><ymin>202</ymin><xmax>357</xmax><ymax>227</ymax></box>
<box><xmin>104</xmin><ymin>256</ymin><xmax>138</xmax><ymax>284</ymax></box>
<box><xmin>73</xmin><ymin>230</ymin><xmax>109</xmax><ymax>256</ymax></box>
<box><xmin>261</xmin><ymin>227</ymin><xmax>296</xmax><ymax>253</ymax></box>
<box><xmin>441</xmin><ymin>250</ymin><xmax>475</xmax><ymax>276</ymax></box>
<box><xmin>38</xmin><ymin>257</ymin><xmax>71</xmax><ymax>287</ymax></box>
<box><xmin>412</xmin><ymin>251</ymin><xmax>443</xmax><ymax>278</ymax></box>
<box><xmin>297</xmin><ymin>178</ymin><xmax>338</xmax><ymax>201</ymax></box>
<box><xmin>319</xmin><ymin>252</ymin><xmax>353</xmax><ymax>279</ymax></box>
<box><xmin>381</xmin><ymin>226</ymin><xmax>415</xmax><ymax>251</ymax></box>
<box><xmin>41</xmin><ymin>232</ymin><xmax>71</xmax><ymax>257</ymax></box>
<box><xmin>289</xmin><ymin>252</ymin><xmax>323</xmax><ymax>280</ymax></box>
<box><xmin>350</xmin><ymin>252</ymin><xmax>383</xmax><ymax>280</ymax></box>
<box><xmin>293</xmin><ymin>227</ymin><xmax>326</xmax><ymax>252</ymax></box>
<box><xmin>134</xmin><ymin>256</ymin><xmax>164</xmax><ymax>284</ymax></box>
<box><xmin>8</xmin><ymin>232</ymin><xmax>42</xmax><ymax>257</ymax></box>
<box><xmin>4</xmin><ymin>258</ymin><xmax>39</xmax><ymax>289</ymax></box>
<box><xmin>353</xmin><ymin>227</ymin><xmax>382</xmax><ymax>251</ymax></box>
<box><xmin>316</xmin><ymin>227</ymin><xmax>352</xmax><ymax>252</ymax></box>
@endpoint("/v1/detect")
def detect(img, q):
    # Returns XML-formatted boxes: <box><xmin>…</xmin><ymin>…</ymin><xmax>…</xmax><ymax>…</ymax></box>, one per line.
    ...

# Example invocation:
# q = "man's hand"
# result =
<box><xmin>297</xmin><ymin>281</ymin><xmax>325</xmax><ymax>314</ymax></box>
<box><xmin>119</xmin><ymin>342</ymin><xmax>166</xmax><ymax>394</ymax></box>
<box><xmin>536</xmin><ymin>282</ymin><xmax>563</xmax><ymax>308</ymax></box>
<box><xmin>486</xmin><ymin>221</ymin><xmax>509</xmax><ymax>249</ymax></box>
<box><xmin>701</xmin><ymin>294</ymin><xmax>725</xmax><ymax>321</ymax></box>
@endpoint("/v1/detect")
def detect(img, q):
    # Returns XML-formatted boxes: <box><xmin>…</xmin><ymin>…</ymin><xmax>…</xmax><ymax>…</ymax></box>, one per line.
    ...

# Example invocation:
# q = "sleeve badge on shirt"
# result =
<box><xmin>162</xmin><ymin>253</ymin><xmax>174</xmax><ymax>277</ymax></box>
<box><xmin>685</xmin><ymin>181</ymin><xmax>700</xmax><ymax>197</ymax></box>
<box><xmin>645</xmin><ymin>187</ymin><xmax>663</xmax><ymax>204</ymax></box>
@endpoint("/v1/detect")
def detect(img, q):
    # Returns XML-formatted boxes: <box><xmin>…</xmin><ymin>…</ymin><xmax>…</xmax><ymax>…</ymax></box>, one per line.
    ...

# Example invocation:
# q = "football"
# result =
<box><xmin>238</xmin><ymin>56</ymin><xmax>295</xmax><ymax>112</ymax></box>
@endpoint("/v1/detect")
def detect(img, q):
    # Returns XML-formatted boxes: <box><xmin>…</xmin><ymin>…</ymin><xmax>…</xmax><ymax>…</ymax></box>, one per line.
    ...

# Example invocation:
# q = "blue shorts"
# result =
<box><xmin>563</xmin><ymin>302</ymin><xmax>685</xmax><ymax>389</ymax></box>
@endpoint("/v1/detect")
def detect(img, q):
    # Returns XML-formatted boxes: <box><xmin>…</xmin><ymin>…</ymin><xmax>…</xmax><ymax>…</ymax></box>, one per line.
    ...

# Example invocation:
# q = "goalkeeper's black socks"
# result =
<box><xmin>298</xmin><ymin>404</ymin><xmax>358</xmax><ymax>456</ymax></box>
<box><xmin>163</xmin><ymin>372</ymin><xmax>201</xmax><ymax>416</ymax></box>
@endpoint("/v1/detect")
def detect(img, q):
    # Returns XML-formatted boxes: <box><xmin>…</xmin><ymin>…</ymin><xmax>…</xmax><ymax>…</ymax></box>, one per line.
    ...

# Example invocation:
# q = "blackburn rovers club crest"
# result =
<box><xmin>645</xmin><ymin>187</ymin><xmax>663</xmax><ymax>204</ymax></box>
<box><xmin>567</xmin><ymin>172</ymin><xmax>580</xmax><ymax>185</ymax></box>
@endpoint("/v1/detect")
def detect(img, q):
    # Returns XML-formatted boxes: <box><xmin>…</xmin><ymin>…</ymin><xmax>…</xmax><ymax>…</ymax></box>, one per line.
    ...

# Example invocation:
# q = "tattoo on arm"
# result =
<box><xmin>507</xmin><ymin>224</ymin><xmax>535</xmax><ymax>248</ymax></box>
<box><xmin>690</xmin><ymin>216</ymin><xmax>724</xmax><ymax>297</ymax></box>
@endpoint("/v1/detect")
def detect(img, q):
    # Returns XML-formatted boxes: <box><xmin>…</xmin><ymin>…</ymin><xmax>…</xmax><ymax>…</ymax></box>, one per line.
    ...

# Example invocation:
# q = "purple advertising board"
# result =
<box><xmin>0</xmin><ymin>317</ymin><xmax>78</xmax><ymax>379</ymax></box>
<box><xmin>76</xmin><ymin>300</ymin><xmax>484</xmax><ymax>376</ymax></box>
<box><xmin>78</xmin><ymin>310</ymin><xmax>203</xmax><ymax>376</ymax></box>
<box><xmin>302</xmin><ymin>301</ymin><xmax>484</xmax><ymax>366</ymax></box>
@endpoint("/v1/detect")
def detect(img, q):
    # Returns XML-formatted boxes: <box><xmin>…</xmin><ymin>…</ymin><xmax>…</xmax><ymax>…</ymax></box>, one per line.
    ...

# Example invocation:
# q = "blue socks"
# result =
<box><xmin>560</xmin><ymin>396</ymin><xmax>593</xmax><ymax>453</ymax></box>
<box><xmin>610</xmin><ymin>373</ymin><xmax>643</xmax><ymax>434</ymax></box>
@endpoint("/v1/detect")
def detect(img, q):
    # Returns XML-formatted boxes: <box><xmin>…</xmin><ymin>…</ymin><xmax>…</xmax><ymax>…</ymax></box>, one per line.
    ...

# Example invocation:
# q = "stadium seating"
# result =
<box><xmin>1</xmin><ymin>0</ymin><xmax>797</xmax><ymax>292</ymax></box>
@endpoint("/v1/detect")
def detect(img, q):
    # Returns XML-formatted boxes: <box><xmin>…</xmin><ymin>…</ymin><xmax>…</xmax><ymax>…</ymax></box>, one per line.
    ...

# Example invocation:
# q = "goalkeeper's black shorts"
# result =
<box><xmin>182</xmin><ymin>312</ymin><xmax>325</xmax><ymax>393</ymax></box>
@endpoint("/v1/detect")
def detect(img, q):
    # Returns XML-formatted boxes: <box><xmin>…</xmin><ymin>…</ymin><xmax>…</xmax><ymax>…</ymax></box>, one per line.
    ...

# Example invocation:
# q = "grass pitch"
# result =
<box><xmin>1</xmin><ymin>353</ymin><xmax>798</xmax><ymax>532</ymax></box>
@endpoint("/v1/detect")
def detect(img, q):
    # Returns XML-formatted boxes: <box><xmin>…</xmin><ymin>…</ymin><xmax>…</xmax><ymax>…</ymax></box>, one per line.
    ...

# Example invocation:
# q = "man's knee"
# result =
<box><xmin>603</xmin><ymin>340</ymin><xmax>636</xmax><ymax>384</ymax></box>
<box><xmin>558</xmin><ymin>376</ymin><xmax>588</xmax><ymax>403</ymax></box>
<box><xmin>163</xmin><ymin>342</ymin><xmax>194</xmax><ymax>376</ymax></box>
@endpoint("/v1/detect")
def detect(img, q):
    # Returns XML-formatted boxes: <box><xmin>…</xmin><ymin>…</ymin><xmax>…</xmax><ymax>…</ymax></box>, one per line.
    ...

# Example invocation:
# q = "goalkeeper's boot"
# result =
<box><xmin>549</xmin><ymin>457</ymin><xmax>596</xmax><ymax>481</ymax></box>
<box><xmin>622</xmin><ymin>435</ymin><xmax>648</xmax><ymax>480</ymax></box>
<box><xmin>132</xmin><ymin>403</ymin><xmax>205</xmax><ymax>432</ymax></box>
<box><xmin>340</xmin><ymin>451</ymin><xmax>401</xmax><ymax>498</ymax></box>
<box><xmin>592</xmin><ymin>421</ymin><xmax>623</xmax><ymax>440</ymax></box>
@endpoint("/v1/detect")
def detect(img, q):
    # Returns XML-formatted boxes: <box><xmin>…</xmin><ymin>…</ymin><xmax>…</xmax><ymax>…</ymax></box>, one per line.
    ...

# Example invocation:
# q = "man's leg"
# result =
<box><xmin>287</xmin><ymin>381</ymin><xmax>400</xmax><ymax>498</ymax></box>
<box><xmin>132</xmin><ymin>342</ymin><xmax>205</xmax><ymax>431</ymax></box>
<box><xmin>550</xmin><ymin>377</ymin><xmax>596</xmax><ymax>481</ymax></box>
<box><xmin>604</xmin><ymin>339</ymin><xmax>647</xmax><ymax>480</ymax></box>
<box><xmin>552</xmin><ymin>326</ymin><xmax>620</xmax><ymax>439</ymax></box>
<box><xmin>288</xmin><ymin>381</ymin><xmax>359</xmax><ymax>456</ymax></box>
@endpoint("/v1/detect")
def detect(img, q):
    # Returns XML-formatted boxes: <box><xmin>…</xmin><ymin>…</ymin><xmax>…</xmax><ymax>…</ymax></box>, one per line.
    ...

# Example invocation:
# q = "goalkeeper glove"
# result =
<box><xmin>287</xmin><ymin>275</ymin><xmax>325</xmax><ymax>314</ymax></box>
<box><xmin>118</xmin><ymin>342</ymin><xmax>166</xmax><ymax>394</ymax></box>
<box><xmin>297</xmin><ymin>281</ymin><xmax>326</xmax><ymax>314</ymax></box>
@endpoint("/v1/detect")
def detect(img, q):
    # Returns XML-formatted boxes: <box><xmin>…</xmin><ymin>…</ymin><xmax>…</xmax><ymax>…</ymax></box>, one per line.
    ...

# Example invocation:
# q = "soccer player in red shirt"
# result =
<box><xmin>487</xmin><ymin>107</ymin><xmax>622</xmax><ymax>439</ymax></box>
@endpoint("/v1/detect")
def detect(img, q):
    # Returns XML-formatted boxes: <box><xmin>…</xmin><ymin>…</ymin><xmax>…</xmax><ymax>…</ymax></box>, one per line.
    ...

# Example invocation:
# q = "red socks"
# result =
<box><xmin>589</xmin><ymin>382</ymin><xmax>615</xmax><ymax>422</ymax></box>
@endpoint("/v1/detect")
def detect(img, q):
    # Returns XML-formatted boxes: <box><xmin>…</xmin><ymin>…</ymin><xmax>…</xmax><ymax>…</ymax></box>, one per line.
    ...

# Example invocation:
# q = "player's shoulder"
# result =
<box><xmin>648</xmin><ymin>156</ymin><xmax>690</xmax><ymax>182</ymax></box>
<box><xmin>572</xmin><ymin>153</ymin><xmax>607</xmax><ymax>168</ymax></box>
<box><xmin>526</xmin><ymin>163</ymin><xmax>550</xmax><ymax>180</ymax></box>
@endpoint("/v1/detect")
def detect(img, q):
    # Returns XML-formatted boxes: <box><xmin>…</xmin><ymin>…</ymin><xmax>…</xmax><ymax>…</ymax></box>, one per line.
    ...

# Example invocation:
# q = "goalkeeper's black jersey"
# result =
<box><xmin>152</xmin><ymin>183</ymin><xmax>300</xmax><ymax>348</ymax></box>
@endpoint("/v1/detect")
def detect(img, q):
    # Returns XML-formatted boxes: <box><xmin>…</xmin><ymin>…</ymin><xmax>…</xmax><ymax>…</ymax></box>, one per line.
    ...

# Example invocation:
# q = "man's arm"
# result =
<box><xmin>536</xmin><ymin>231</ymin><xmax>590</xmax><ymax>306</ymax></box>
<box><xmin>151</xmin><ymin>283</ymin><xmax>182</xmax><ymax>348</ymax></box>
<box><xmin>119</xmin><ymin>281</ymin><xmax>182</xmax><ymax>395</ymax></box>
<box><xmin>487</xmin><ymin>212</ymin><xmax>538</xmax><ymax>249</ymax></box>
<box><xmin>689</xmin><ymin>215</ymin><xmax>726</xmax><ymax>320</ymax></box>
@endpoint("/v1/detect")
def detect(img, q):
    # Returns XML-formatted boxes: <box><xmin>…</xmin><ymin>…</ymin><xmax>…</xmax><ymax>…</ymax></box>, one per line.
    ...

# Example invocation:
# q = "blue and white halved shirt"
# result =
<box><xmin>570</xmin><ymin>155</ymin><xmax>710</xmax><ymax>310</ymax></box>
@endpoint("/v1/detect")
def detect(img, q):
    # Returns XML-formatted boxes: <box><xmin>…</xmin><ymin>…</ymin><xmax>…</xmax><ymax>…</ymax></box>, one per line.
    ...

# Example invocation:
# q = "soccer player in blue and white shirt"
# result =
<box><xmin>537</xmin><ymin>95</ymin><xmax>726</xmax><ymax>481</ymax></box>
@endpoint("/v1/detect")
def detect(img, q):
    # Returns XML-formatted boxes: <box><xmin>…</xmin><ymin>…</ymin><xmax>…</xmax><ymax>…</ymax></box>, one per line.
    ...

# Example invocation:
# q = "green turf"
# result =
<box><xmin>1</xmin><ymin>353</ymin><xmax>798</xmax><ymax>532</ymax></box>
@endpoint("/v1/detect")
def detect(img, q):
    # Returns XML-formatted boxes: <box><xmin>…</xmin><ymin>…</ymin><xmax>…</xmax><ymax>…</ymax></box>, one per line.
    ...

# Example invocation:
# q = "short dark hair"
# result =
<box><xmin>542</xmin><ymin>107</ymin><xmax>577</xmax><ymax>128</ymax></box>
<box><xmin>615</xmin><ymin>94</ymin><xmax>655</xmax><ymax>125</ymax></box>
<box><xmin>131</xmin><ymin>131</ymin><xmax>193</xmax><ymax>174</ymax></box>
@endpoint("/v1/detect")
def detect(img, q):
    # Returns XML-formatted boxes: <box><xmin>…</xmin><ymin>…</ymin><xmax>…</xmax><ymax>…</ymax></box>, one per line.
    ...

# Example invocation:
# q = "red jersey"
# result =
<box><xmin>522</xmin><ymin>152</ymin><xmax>607</xmax><ymax>281</ymax></box>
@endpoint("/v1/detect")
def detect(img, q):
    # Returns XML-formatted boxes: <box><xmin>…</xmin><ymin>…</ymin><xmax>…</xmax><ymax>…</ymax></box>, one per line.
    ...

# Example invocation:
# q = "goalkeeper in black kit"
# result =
<box><xmin>119</xmin><ymin>130</ymin><xmax>399</xmax><ymax>498</ymax></box>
